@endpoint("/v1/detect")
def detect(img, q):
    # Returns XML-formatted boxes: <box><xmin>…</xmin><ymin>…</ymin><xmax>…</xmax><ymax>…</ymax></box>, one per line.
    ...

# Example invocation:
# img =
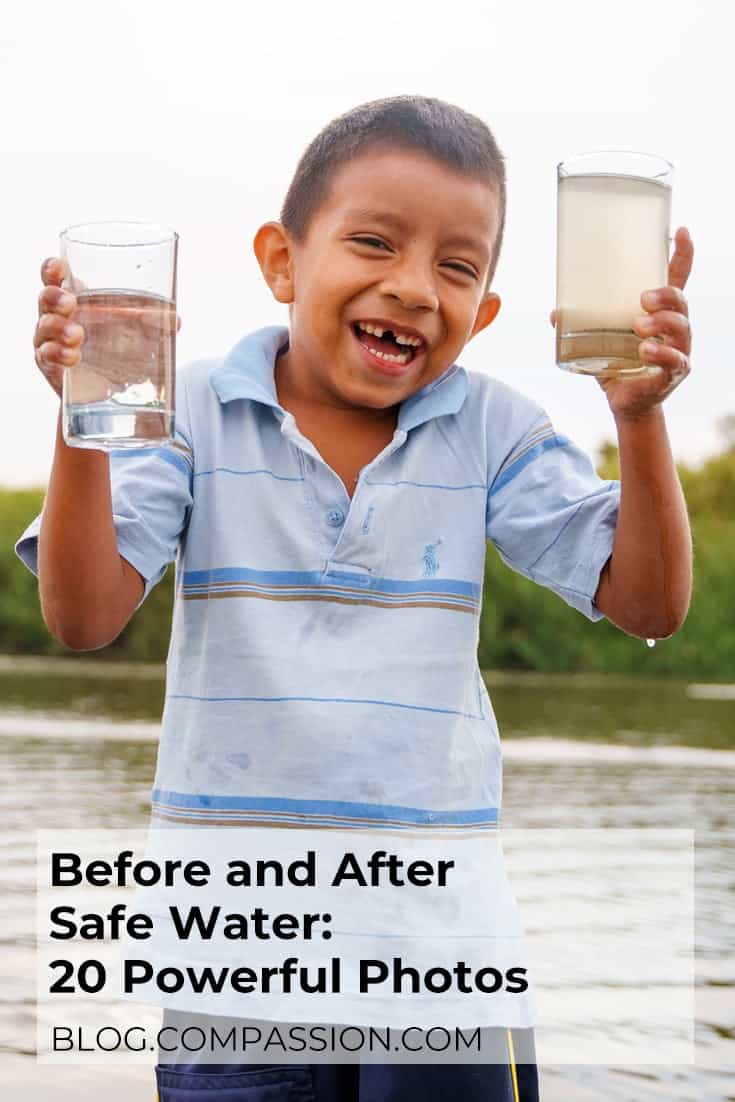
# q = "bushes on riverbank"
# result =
<box><xmin>3</xmin><ymin>442</ymin><xmax>734</xmax><ymax>676</ymax></box>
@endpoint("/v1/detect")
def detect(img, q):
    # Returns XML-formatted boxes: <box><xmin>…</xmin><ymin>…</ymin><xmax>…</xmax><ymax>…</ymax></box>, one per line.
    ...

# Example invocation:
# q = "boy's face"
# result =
<box><xmin>255</xmin><ymin>146</ymin><xmax>501</xmax><ymax>412</ymax></box>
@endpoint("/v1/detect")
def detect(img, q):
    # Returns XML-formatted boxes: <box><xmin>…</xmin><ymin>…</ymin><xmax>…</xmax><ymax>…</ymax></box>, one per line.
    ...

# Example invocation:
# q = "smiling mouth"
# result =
<box><xmin>350</xmin><ymin>322</ymin><xmax>423</xmax><ymax>366</ymax></box>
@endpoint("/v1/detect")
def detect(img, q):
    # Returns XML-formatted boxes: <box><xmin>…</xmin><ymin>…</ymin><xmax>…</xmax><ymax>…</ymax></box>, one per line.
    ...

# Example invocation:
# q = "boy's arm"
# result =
<box><xmin>592</xmin><ymin>228</ymin><xmax>694</xmax><ymax>639</ymax></box>
<box><xmin>30</xmin><ymin>257</ymin><xmax>188</xmax><ymax>651</ymax></box>
<box><xmin>39</xmin><ymin>412</ymin><xmax>144</xmax><ymax>650</ymax></box>
<box><xmin>593</xmin><ymin>407</ymin><xmax>691</xmax><ymax>638</ymax></box>
<box><xmin>33</xmin><ymin>259</ymin><xmax>145</xmax><ymax>648</ymax></box>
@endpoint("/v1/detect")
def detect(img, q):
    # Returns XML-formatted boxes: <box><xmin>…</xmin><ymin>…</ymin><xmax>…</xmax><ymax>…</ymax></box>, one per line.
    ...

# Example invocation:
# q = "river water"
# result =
<box><xmin>1</xmin><ymin>659</ymin><xmax>733</xmax><ymax>1100</ymax></box>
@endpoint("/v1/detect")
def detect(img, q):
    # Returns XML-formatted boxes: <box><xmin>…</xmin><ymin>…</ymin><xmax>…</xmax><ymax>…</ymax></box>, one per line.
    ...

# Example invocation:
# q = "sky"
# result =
<box><xmin>1</xmin><ymin>0</ymin><xmax>732</xmax><ymax>486</ymax></box>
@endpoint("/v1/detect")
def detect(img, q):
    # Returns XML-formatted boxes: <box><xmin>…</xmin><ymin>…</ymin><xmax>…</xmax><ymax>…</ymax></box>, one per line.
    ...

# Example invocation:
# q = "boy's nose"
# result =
<box><xmin>379</xmin><ymin>259</ymin><xmax>439</xmax><ymax>313</ymax></box>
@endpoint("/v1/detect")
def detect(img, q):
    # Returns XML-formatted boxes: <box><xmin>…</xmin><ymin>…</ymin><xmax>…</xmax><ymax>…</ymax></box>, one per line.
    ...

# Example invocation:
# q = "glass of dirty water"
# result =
<box><xmin>556</xmin><ymin>151</ymin><xmax>673</xmax><ymax>378</ymax></box>
<box><xmin>59</xmin><ymin>221</ymin><xmax>178</xmax><ymax>448</ymax></box>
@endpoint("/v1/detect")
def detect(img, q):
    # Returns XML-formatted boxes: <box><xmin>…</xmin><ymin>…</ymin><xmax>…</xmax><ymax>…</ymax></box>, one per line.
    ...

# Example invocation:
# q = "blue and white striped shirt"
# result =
<box><xmin>17</xmin><ymin>325</ymin><xmax>620</xmax><ymax>831</ymax></box>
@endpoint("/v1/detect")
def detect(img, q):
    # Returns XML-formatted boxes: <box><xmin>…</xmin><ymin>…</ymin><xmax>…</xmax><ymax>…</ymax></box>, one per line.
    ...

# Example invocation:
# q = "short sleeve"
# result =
<box><xmin>15</xmin><ymin>370</ymin><xmax>195</xmax><ymax>606</ymax></box>
<box><xmin>486</xmin><ymin>410</ymin><xmax>620</xmax><ymax>621</ymax></box>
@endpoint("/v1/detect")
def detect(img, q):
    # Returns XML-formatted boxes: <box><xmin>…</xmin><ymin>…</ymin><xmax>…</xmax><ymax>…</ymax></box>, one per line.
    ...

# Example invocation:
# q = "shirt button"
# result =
<box><xmin>326</xmin><ymin>507</ymin><xmax>345</xmax><ymax>528</ymax></box>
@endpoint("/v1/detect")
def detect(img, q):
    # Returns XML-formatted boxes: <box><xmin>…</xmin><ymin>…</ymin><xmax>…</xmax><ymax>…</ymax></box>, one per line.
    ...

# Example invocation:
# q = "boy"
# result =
<box><xmin>20</xmin><ymin>96</ymin><xmax>693</xmax><ymax>1101</ymax></box>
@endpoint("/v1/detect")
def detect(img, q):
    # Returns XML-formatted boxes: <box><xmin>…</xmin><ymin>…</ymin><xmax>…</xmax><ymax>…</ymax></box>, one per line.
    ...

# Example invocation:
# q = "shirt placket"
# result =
<box><xmin>279</xmin><ymin>413</ymin><xmax>408</xmax><ymax>581</ymax></box>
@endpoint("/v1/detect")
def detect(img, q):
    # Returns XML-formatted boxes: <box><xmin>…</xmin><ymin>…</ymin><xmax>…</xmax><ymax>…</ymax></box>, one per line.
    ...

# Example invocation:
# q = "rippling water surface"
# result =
<box><xmin>1</xmin><ymin>661</ymin><xmax>733</xmax><ymax>1100</ymax></box>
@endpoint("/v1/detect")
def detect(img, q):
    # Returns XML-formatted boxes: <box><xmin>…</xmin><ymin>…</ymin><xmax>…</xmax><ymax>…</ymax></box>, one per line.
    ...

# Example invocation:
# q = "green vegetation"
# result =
<box><xmin>1</xmin><ymin>488</ymin><xmax>175</xmax><ymax>662</ymax></box>
<box><xmin>3</xmin><ymin>438</ymin><xmax>734</xmax><ymax>676</ymax></box>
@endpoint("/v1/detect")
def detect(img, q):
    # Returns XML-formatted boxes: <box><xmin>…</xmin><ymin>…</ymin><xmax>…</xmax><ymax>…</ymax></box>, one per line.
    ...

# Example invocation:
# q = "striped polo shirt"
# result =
<box><xmin>17</xmin><ymin>324</ymin><xmax>620</xmax><ymax>832</ymax></box>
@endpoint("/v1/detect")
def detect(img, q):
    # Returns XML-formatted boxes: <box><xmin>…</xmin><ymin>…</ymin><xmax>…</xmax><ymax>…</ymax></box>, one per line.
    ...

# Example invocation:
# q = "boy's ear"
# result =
<box><xmin>469</xmin><ymin>292</ymin><xmax>501</xmax><ymax>341</ymax></box>
<box><xmin>253</xmin><ymin>222</ymin><xmax>295</xmax><ymax>304</ymax></box>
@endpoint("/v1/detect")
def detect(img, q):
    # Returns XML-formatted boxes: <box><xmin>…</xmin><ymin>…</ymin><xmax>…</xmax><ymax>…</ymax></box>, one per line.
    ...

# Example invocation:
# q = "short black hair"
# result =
<box><xmin>280</xmin><ymin>95</ymin><xmax>506</xmax><ymax>292</ymax></box>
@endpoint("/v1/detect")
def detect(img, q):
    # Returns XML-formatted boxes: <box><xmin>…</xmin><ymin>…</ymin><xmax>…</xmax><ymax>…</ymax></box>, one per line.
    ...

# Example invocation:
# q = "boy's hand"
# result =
<box><xmin>34</xmin><ymin>256</ymin><xmax>183</xmax><ymax>400</ymax></box>
<box><xmin>603</xmin><ymin>226</ymin><xmax>693</xmax><ymax>420</ymax></box>
<box><xmin>550</xmin><ymin>227</ymin><xmax>694</xmax><ymax>421</ymax></box>
<box><xmin>34</xmin><ymin>258</ymin><xmax>83</xmax><ymax>397</ymax></box>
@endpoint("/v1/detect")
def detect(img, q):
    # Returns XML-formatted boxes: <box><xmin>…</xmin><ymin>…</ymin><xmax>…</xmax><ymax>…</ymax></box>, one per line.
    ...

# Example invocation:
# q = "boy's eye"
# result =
<box><xmin>349</xmin><ymin>236</ymin><xmax>477</xmax><ymax>280</ymax></box>
<box><xmin>444</xmin><ymin>263</ymin><xmax>478</xmax><ymax>279</ymax></box>
<box><xmin>351</xmin><ymin>235</ymin><xmax>390</xmax><ymax>250</ymax></box>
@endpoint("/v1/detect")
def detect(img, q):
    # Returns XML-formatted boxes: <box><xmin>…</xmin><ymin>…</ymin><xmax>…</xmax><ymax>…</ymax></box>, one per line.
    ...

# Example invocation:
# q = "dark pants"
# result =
<box><xmin>156</xmin><ymin>1032</ymin><xmax>539</xmax><ymax>1101</ymax></box>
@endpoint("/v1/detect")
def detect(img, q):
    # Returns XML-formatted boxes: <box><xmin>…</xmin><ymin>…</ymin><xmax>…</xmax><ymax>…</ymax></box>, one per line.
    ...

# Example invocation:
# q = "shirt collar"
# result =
<box><xmin>209</xmin><ymin>325</ymin><xmax>469</xmax><ymax>430</ymax></box>
<box><xmin>210</xmin><ymin>325</ymin><xmax>287</xmax><ymax>410</ymax></box>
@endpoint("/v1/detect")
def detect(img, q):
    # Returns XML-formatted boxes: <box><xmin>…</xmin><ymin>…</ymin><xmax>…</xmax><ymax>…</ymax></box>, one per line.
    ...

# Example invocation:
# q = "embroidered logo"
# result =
<box><xmin>422</xmin><ymin>539</ymin><xmax>443</xmax><ymax>578</ymax></box>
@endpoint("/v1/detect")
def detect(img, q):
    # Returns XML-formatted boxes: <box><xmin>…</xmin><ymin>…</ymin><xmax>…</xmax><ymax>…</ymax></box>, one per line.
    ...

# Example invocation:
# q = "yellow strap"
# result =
<box><xmin>506</xmin><ymin>1028</ymin><xmax>520</xmax><ymax>1102</ymax></box>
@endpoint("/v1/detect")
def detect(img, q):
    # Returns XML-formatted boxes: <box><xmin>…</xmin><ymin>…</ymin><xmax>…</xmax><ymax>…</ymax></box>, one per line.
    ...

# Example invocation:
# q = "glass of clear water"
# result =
<box><xmin>556</xmin><ymin>151</ymin><xmax>673</xmax><ymax>378</ymax></box>
<box><xmin>59</xmin><ymin>221</ymin><xmax>178</xmax><ymax>449</ymax></box>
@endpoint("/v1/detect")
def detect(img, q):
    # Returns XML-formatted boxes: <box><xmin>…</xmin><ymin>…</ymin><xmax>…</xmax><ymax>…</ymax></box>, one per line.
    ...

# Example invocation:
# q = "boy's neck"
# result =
<box><xmin>274</xmin><ymin>346</ymin><xmax>400</xmax><ymax>497</ymax></box>
<box><xmin>274</xmin><ymin>346</ymin><xmax>400</xmax><ymax>433</ymax></box>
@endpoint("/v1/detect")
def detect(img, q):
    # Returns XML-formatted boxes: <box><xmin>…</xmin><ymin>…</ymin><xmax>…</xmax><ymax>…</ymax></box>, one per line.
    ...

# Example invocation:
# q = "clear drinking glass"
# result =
<box><xmin>556</xmin><ymin>151</ymin><xmax>673</xmax><ymax>378</ymax></box>
<box><xmin>60</xmin><ymin>221</ymin><xmax>178</xmax><ymax>448</ymax></box>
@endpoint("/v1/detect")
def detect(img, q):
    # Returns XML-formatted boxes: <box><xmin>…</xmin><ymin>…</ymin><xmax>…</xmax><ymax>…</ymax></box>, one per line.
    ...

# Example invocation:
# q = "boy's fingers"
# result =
<box><xmin>641</xmin><ymin>286</ymin><xmax>688</xmax><ymax>317</ymax></box>
<box><xmin>40</xmin><ymin>258</ymin><xmax>88</xmax><ymax>296</ymax></box>
<box><xmin>36</xmin><ymin>339</ymin><xmax>80</xmax><ymax>370</ymax></box>
<box><xmin>34</xmin><ymin>314</ymin><xmax>84</xmax><ymax>349</ymax></box>
<box><xmin>639</xmin><ymin>338</ymin><xmax>690</xmax><ymax>380</ymax></box>
<box><xmin>38</xmin><ymin>284</ymin><xmax>77</xmax><ymax>319</ymax></box>
<box><xmin>41</xmin><ymin>257</ymin><xmax>70</xmax><ymax>287</ymax></box>
<box><xmin>668</xmin><ymin>227</ymin><xmax>694</xmax><ymax>290</ymax></box>
<box><xmin>549</xmin><ymin>309</ymin><xmax>557</xmax><ymax>328</ymax></box>
<box><xmin>633</xmin><ymin>309</ymin><xmax>691</xmax><ymax>353</ymax></box>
